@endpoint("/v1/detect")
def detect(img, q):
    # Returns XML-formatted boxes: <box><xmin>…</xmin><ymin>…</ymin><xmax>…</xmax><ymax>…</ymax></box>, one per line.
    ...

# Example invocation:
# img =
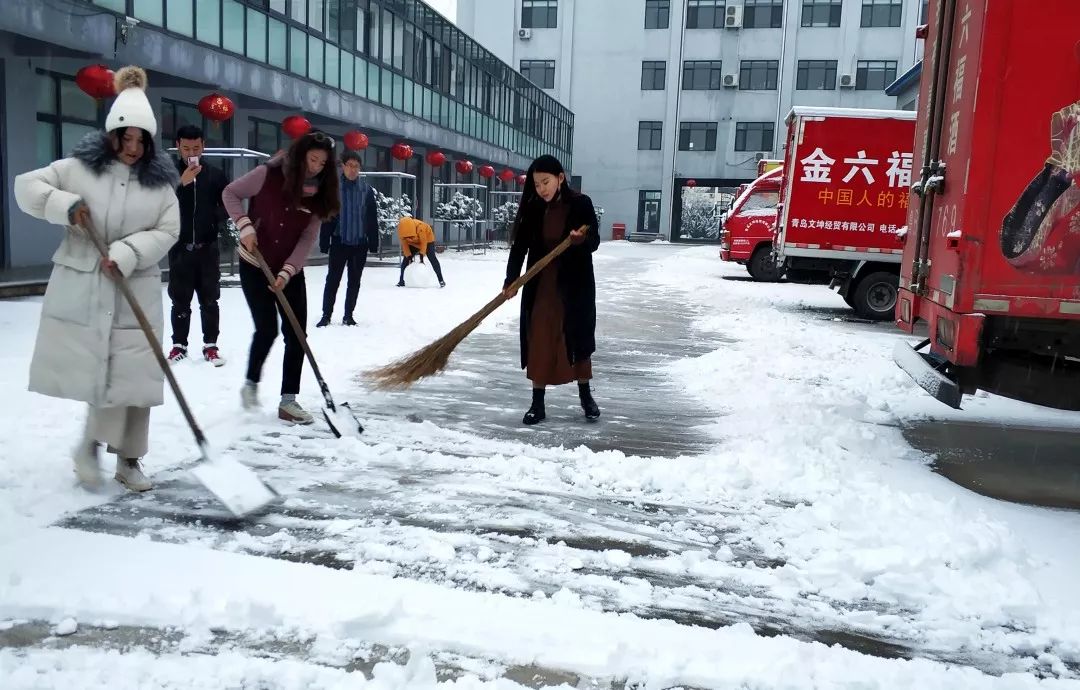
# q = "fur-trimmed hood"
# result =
<box><xmin>71</xmin><ymin>130</ymin><xmax>179</xmax><ymax>190</ymax></box>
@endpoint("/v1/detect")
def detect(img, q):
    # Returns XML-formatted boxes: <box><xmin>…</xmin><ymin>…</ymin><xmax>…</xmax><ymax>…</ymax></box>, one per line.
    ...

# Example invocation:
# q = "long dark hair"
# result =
<box><xmin>512</xmin><ymin>154</ymin><xmax>573</xmax><ymax>242</ymax></box>
<box><xmin>283</xmin><ymin>131</ymin><xmax>341</xmax><ymax>219</ymax></box>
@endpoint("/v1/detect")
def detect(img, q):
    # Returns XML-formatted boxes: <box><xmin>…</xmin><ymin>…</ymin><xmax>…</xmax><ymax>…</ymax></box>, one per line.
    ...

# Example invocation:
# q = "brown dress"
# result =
<box><xmin>527</xmin><ymin>200</ymin><xmax>593</xmax><ymax>387</ymax></box>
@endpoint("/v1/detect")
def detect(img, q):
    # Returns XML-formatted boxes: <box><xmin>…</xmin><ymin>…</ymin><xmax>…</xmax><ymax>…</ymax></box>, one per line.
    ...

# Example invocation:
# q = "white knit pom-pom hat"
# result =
<box><xmin>105</xmin><ymin>66</ymin><xmax>157</xmax><ymax>137</ymax></box>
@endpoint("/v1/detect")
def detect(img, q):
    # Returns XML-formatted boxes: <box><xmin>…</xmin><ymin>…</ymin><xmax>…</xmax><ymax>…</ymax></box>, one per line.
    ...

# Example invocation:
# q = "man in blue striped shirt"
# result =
<box><xmin>317</xmin><ymin>151</ymin><xmax>379</xmax><ymax>327</ymax></box>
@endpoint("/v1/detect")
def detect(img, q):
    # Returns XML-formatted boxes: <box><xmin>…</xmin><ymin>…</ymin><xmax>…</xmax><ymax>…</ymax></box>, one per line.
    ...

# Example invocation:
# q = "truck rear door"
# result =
<box><xmin>903</xmin><ymin>0</ymin><xmax>1080</xmax><ymax>317</ymax></box>
<box><xmin>779</xmin><ymin>110</ymin><xmax>914</xmax><ymax>263</ymax></box>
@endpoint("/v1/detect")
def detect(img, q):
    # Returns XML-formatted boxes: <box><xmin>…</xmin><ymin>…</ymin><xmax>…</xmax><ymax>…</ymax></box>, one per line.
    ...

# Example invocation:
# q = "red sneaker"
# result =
<box><xmin>167</xmin><ymin>346</ymin><xmax>187</xmax><ymax>363</ymax></box>
<box><xmin>202</xmin><ymin>345</ymin><xmax>226</xmax><ymax>368</ymax></box>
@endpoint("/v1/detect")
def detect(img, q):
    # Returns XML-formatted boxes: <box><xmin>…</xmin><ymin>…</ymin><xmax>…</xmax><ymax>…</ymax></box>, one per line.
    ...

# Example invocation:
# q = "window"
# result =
<box><xmin>520</xmin><ymin>60</ymin><xmax>556</xmax><ymax>89</ymax></box>
<box><xmin>739</xmin><ymin>60</ymin><xmax>779</xmax><ymax>90</ymax></box>
<box><xmin>166</xmin><ymin>0</ymin><xmax>194</xmax><ymax>37</ymax></box>
<box><xmin>796</xmin><ymin>60</ymin><xmax>838</xmax><ymax>90</ymax></box>
<box><xmin>687</xmin><ymin>0</ymin><xmax>724</xmax><ymax>29</ymax></box>
<box><xmin>743</xmin><ymin>190</ymin><xmax>780</xmax><ymax>213</ymax></box>
<box><xmin>735</xmin><ymin>122</ymin><xmax>775</xmax><ymax>151</ymax></box>
<box><xmin>744</xmin><ymin>0</ymin><xmax>783</xmax><ymax>28</ymax></box>
<box><xmin>679</xmin><ymin>122</ymin><xmax>717</xmax><ymax>151</ymax></box>
<box><xmin>801</xmin><ymin>0</ymin><xmax>842</xmax><ymax>27</ymax></box>
<box><xmin>641</xmin><ymin>61</ymin><xmax>667</xmax><ymax>90</ymax></box>
<box><xmin>522</xmin><ymin>0</ymin><xmax>558</xmax><ymax>28</ymax></box>
<box><xmin>855</xmin><ymin>60</ymin><xmax>898</xmax><ymax>90</ymax></box>
<box><xmin>638</xmin><ymin>190</ymin><xmax>662</xmax><ymax>233</ymax></box>
<box><xmin>638</xmin><ymin>121</ymin><xmax>663</xmax><ymax>150</ymax></box>
<box><xmin>861</xmin><ymin>0</ymin><xmax>902</xmax><ymax>27</ymax></box>
<box><xmin>35</xmin><ymin>71</ymin><xmax>102</xmax><ymax>166</ymax></box>
<box><xmin>249</xmin><ymin>117</ymin><xmax>284</xmax><ymax>156</ymax></box>
<box><xmin>645</xmin><ymin>0</ymin><xmax>670</xmax><ymax>28</ymax></box>
<box><xmin>920</xmin><ymin>0</ymin><xmax>929</xmax><ymax>23</ymax></box>
<box><xmin>682</xmin><ymin>61</ymin><xmax>723</xmax><ymax>90</ymax></box>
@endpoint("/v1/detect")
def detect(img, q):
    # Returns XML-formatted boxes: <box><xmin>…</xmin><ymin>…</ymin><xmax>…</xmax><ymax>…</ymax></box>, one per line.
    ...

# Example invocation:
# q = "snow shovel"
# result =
<box><xmin>81</xmin><ymin>218</ymin><xmax>277</xmax><ymax>517</ymax></box>
<box><xmin>249</xmin><ymin>246</ymin><xmax>364</xmax><ymax>438</ymax></box>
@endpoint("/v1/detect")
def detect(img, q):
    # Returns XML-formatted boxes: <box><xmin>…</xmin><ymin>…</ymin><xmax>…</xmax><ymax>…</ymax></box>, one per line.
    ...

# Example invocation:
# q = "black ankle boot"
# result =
<box><xmin>316</xmin><ymin>315</ymin><xmax>331</xmax><ymax>328</ymax></box>
<box><xmin>523</xmin><ymin>388</ymin><xmax>546</xmax><ymax>425</ymax></box>
<box><xmin>579</xmin><ymin>382</ymin><xmax>600</xmax><ymax>420</ymax></box>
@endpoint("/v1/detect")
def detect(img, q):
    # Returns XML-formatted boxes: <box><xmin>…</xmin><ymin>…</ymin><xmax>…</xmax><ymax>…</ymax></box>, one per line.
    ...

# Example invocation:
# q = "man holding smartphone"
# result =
<box><xmin>167</xmin><ymin>125</ymin><xmax>231</xmax><ymax>366</ymax></box>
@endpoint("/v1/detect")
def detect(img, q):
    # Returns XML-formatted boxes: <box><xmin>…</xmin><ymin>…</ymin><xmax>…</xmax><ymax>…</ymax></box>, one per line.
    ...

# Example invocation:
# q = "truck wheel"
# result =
<box><xmin>747</xmin><ymin>246</ymin><xmax>784</xmax><ymax>282</ymax></box>
<box><xmin>852</xmin><ymin>271</ymin><xmax>899</xmax><ymax>321</ymax></box>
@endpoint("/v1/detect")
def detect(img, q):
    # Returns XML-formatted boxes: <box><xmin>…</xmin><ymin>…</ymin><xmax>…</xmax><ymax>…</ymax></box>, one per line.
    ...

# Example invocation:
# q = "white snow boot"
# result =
<box><xmin>278</xmin><ymin>398</ymin><xmax>315</xmax><ymax>425</ymax></box>
<box><xmin>72</xmin><ymin>438</ymin><xmax>103</xmax><ymax>489</ymax></box>
<box><xmin>115</xmin><ymin>458</ymin><xmax>152</xmax><ymax>492</ymax></box>
<box><xmin>241</xmin><ymin>380</ymin><xmax>259</xmax><ymax>410</ymax></box>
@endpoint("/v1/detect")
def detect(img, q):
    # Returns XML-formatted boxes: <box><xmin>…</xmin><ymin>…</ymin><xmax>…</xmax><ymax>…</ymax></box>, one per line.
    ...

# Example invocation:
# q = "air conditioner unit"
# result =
<box><xmin>722</xmin><ymin>73</ymin><xmax>738</xmax><ymax>88</ymax></box>
<box><xmin>839</xmin><ymin>73</ymin><xmax>855</xmax><ymax>88</ymax></box>
<box><xmin>725</xmin><ymin>5</ymin><xmax>743</xmax><ymax>29</ymax></box>
<box><xmin>518</xmin><ymin>28</ymin><xmax>532</xmax><ymax>40</ymax></box>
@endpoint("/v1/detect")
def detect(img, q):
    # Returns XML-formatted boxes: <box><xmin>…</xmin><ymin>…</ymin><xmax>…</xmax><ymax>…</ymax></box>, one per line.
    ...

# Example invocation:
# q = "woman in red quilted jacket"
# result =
<box><xmin>223</xmin><ymin>132</ymin><xmax>340</xmax><ymax>425</ymax></box>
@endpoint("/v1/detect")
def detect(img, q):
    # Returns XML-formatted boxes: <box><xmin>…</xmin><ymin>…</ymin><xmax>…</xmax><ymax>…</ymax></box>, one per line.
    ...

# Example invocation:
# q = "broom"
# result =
<box><xmin>364</xmin><ymin>225</ymin><xmax>587</xmax><ymax>389</ymax></box>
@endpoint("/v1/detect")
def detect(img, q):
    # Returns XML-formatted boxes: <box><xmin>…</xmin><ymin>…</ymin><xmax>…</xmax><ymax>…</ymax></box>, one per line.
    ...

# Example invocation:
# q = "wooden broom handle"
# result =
<box><xmin>80</xmin><ymin>218</ymin><xmax>209</xmax><ymax>450</ymax></box>
<box><xmin>508</xmin><ymin>225</ymin><xmax>586</xmax><ymax>293</ymax></box>
<box><xmin>463</xmin><ymin>224</ymin><xmax>586</xmax><ymax>326</ymax></box>
<box><xmin>248</xmin><ymin>246</ymin><xmax>330</xmax><ymax>389</ymax></box>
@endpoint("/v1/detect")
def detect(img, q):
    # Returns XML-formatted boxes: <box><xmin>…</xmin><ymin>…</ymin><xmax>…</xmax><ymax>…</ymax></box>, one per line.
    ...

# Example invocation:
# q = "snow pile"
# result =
<box><xmin>642</xmin><ymin>246</ymin><xmax>1080</xmax><ymax>662</ymax></box>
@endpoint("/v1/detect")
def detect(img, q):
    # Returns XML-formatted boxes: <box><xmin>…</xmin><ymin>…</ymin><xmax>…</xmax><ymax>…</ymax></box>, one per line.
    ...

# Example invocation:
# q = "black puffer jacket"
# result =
<box><xmin>174</xmin><ymin>159</ymin><xmax>230</xmax><ymax>246</ymax></box>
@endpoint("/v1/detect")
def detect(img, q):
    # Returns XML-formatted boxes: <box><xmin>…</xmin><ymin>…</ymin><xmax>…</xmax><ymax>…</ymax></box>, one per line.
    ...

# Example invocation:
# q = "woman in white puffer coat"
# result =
<box><xmin>14</xmin><ymin>66</ymin><xmax>180</xmax><ymax>492</ymax></box>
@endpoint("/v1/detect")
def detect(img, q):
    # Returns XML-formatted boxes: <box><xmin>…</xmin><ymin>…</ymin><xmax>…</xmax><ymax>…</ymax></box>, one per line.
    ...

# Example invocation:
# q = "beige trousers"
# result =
<box><xmin>85</xmin><ymin>405</ymin><xmax>151</xmax><ymax>459</ymax></box>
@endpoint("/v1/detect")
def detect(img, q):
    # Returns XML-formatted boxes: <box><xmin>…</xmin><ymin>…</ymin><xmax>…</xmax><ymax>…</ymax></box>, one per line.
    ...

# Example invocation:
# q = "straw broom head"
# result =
<box><xmin>362</xmin><ymin>228</ymin><xmax>585</xmax><ymax>390</ymax></box>
<box><xmin>363</xmin><ymin>310</ymin><xmax>487</xmax><ymax>390</ymax></box>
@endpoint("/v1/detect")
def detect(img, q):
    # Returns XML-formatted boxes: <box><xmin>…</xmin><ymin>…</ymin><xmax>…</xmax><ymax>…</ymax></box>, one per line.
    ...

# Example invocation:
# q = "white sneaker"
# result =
<box><xmin>278</xmin><ymin>400</ymin><xmax>315</xmax><ymax>425</ymax></box>
<box><xmin>241</xmin><ymin>381</ymin><xmax>259</xmax><ymax>410</ymax></box>
<box><xmin>115</xmin><ymin>458</ymin><xmax>152</xmax><ymax>492</ymax></box>
<box><xmin>72</xmin><ymin>439</ymin><xmax>102</xmax><ymax>489</ymax></box>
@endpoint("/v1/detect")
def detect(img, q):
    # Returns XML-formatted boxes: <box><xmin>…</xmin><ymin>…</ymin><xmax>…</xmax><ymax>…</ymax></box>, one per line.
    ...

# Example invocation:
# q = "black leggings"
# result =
<box><xmin>239</xmin><ymin>261</ymin><xmax>306</xmax><ymax>395</ymax></box>
<box><xmin>400</xmin><ymin>244</ymin><xmax>444</xmax><ymax>283</ymax></box>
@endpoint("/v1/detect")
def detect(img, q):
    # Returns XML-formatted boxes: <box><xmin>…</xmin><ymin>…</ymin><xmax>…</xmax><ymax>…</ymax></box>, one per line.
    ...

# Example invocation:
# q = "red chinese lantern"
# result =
<box><xmin>478</xmin><ymin>165</ymin><xmax>495</xmax><ymax>179</ymax></box>
<box><xmin>455</xmin><ymin>159</ymin><xmax>474</xmax><ymax>175</ymax></box>
<box><xmin>344</xmin><ymin>130</ymin><xmax>369</xmax><ymax>150</ymax></box>
<box><xmin>686</xmin><ymin>179</ymin><xmax>698</xmax><ymax>188</ymax></box>
<box><xmin>75</xmin><ymin>64</ymin><xmax>116</xmax><ymax>100</ymax></box>
<box><xmin>516</xmin><ymin>174</ymin><xmax>527</xmax><ymax>186</ymax></box>
<box><xmin>197</xmin><ymin>93</ymin><xmax>234</xmax><ymax>123</ymax></box>
<box><xmin>390</xmin><ymin>142</ymin><xmax>413</xmax><ymax>161</ymax></box>
<box><xmin>425</xmin><ymin>150</ymin><xmax>447</xmax><ymax>167</ymax></box>
<box><xmin>499</xmin><ymin>168</ymin><xmax>516</xmax><ymax>183</ymax></box>
<box><xmin>282</xmin><ymin>115</ymin><xmax>312</xmax><ymax>139</ymax></box>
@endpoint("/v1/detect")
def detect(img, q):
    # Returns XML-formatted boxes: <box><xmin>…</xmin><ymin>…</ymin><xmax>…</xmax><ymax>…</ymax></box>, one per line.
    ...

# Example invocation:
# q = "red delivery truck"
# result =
<box><xmin>720</xmin><ymin>167</ymin><xmax>784</xmax><ymax>281</ymax></box>
<box><xmin>774</xmin><ymin>107</ymin><xmax>917</xmax><ymax>320</ymax></box>
<box><xmin>894</xmin><ymin>0</ymin><xmax>1080</xmax><ymax>410</ymax></box>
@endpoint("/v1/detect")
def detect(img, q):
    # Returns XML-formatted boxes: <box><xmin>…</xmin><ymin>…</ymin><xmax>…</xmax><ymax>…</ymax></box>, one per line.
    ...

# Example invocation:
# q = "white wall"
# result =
<box><xmin>456</xmin><ymin>0</ymin><xmax>921</xmax><ymax>239</ymax></box>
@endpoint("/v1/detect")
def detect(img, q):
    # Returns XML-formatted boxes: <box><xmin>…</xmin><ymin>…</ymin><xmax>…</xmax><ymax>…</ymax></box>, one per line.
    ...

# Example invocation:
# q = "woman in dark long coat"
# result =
<box><xmin>503</xmin><ymin>155</ymin><xmax>601</xmax><ymax>425</ymax></box>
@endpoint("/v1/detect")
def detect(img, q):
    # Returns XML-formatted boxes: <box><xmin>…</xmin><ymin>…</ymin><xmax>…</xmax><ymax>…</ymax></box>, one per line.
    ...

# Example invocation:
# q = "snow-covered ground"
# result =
<box><xmin>2</xmin><ymin>243</ymin><xmax>1080</xmax><ymax>689</ymax></box>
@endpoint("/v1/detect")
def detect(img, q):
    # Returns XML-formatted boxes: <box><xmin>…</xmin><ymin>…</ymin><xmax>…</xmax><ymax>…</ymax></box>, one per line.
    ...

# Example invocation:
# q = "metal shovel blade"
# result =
<box><xmin>323</xmin><ymin>402</ymin><xmax>364</xmax><ymax>439</ymax></box>
<box><xmin>191</xmin><ymin>454</ymin><xmax>278</xmax><ymax>517</ymax></box>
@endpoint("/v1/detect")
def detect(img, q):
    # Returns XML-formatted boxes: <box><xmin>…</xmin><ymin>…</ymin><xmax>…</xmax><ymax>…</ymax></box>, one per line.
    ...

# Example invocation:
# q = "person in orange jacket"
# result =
<box><xmin>397</xmin><ymin>216</ymin><xmax>445</xmax><ymax>287</ymax></box>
